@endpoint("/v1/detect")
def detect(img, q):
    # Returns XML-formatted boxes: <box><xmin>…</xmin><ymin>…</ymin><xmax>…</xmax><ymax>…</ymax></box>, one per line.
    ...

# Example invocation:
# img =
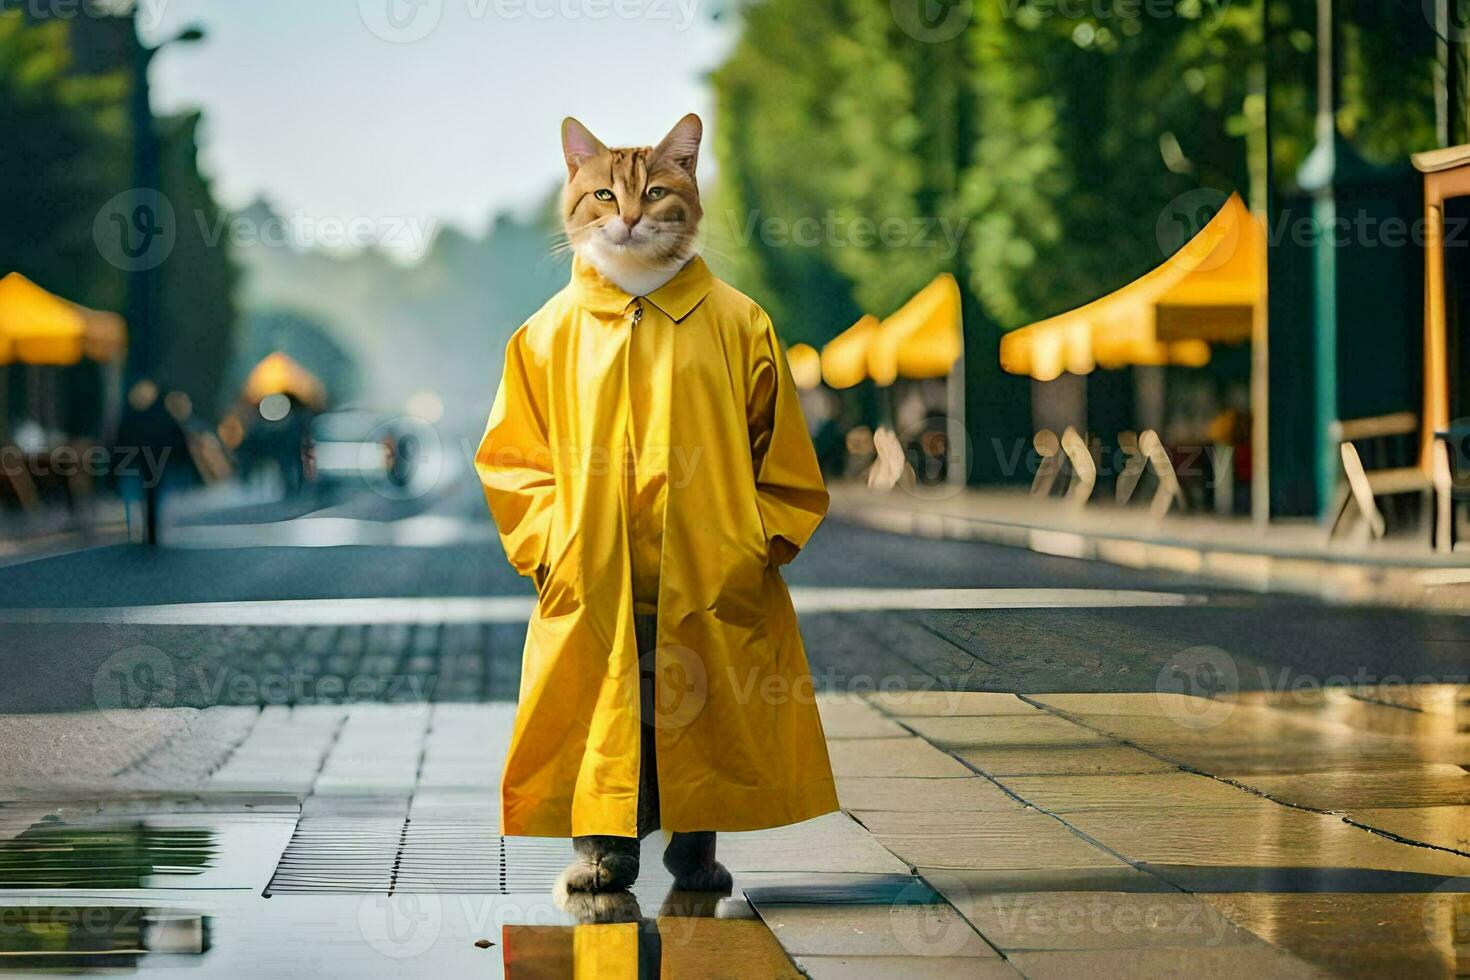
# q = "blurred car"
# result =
<box><xmin>307</xmin><ymin>411</ymin><xmax>419</xmax><ymax>490</ymax></box>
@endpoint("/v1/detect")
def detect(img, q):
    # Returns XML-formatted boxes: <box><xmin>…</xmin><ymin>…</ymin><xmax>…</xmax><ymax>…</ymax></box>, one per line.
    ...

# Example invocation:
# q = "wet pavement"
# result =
<box><xmin>1</xmin><ymin>478</ymin><xmax>1468</xmax><ymax>975</ymax></box>
<box><xmin>0</xmin><ymin>686</ymin><xmax>1464</xmax><ymax>977</ymax></box>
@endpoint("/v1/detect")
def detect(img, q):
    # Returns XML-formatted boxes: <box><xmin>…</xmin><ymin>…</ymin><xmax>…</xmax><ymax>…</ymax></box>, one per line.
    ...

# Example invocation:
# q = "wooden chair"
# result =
<box><xmin>1327</xmin><ymin>412</ymin><xmax>1439</xmax><ymax>543</ymax></box>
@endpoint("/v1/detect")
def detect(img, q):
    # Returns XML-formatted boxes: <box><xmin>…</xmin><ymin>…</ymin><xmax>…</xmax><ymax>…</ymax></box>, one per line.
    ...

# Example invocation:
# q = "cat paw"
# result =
<box><xmin>554</xmin><ymin>853</ymin><xmax>640</xmax><ymax>898</ymax></box>
<box><xmin>555</xmin><ymin>888</ymin><xmax>643</xmax><ymax>923</ymax></box>
<box><xmin>669</xmin><ymin>860</ymin><xmax>732</xmax><ymax>895</ymax></box>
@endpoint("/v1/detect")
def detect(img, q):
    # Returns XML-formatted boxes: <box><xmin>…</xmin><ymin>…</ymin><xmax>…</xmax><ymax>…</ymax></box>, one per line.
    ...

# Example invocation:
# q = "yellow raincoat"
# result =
<box><xmin>477</xmin><ymin>255</ymin><xmax>838</xmax><ymax>838</ymax></box>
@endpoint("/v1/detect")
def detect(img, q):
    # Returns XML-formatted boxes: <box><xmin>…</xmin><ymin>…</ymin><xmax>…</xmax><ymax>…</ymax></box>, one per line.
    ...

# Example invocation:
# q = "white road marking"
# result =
<box><xmin>0</xmin><ymin>588</ymin><xmax>1202</xmax><ymax>625</ymax></box>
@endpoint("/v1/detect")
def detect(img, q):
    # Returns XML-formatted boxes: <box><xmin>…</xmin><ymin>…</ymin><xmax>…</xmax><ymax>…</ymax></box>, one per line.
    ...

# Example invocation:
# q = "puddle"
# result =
<box><xmin>0</xmin><ymin>906</ymin><xmax>208</xmax><ymax>970</ymax></box>
<box><xmin>0</xmin><ymin>821</ymin><xmax>215</xmax><ymax>889</ymax></box>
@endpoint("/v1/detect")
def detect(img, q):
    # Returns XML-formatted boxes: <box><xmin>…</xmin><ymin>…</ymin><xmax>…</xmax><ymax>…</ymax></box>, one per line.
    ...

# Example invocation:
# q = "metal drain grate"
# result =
<box><xmin>265</xmin><ymin>817</ymin><xmax>574</xmax><ymax>895</ymax></box>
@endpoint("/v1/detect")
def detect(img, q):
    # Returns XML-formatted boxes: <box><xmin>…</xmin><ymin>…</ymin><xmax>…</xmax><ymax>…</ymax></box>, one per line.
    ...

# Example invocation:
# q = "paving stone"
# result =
<box><xmin>920</xmin><ymin>866</ymin><xmax>1177</xmax><ymax>895</ymax></box>
<box><xmin>720</xmin><ymin>813</ymin><xmax>911</xmax><ymax>875</ymax></box>
<box><xmin>946</xmin><ymin>891</ymin><xmax>1261</xmax><ymax>951</ymax></box>
<box><xmin>817</xmin><ymin>696</ymin><xmax>911</xmax><ymax>739</ymax></box>
<box><xmin>756</xmin><ymin>902</ymin><xmax>997</xmax><ymax>958</ymax></box>
<box><xmin>1232</xmin><ymin>766</ymin><xmax>1470</xmax><ymax>809</ymax></box>
<box><xmin>1006</xmin><ymin>945</ymin><xmax>1328</xmax><ymax>979</ymax></box>
<box><xmin>1199</xmin><ymin>892</ymin><xmax>1466</xmax><ymax>979</ymax></box>
<box><xmin>1001</xmin><ymin>773</ymin><xmax>1266</xmax><ymax>812</ymax></box>
<box><xmin>868</xmin><ymin>691</ymin><xmax>1044</xmax><ymax>717</ymax></box>
<box><xmin>837</xmin><ymin>776</ymin><xmax>1024</xmax><ymax>813</ymax></box>
<box><xmin>1346</xmin><ymin>805</ymin><xmax>1470</xmax><ymax>852</ymax></box>
<box><xmin>861</xmin><ymin>808</ymin><xmax>1128</xmax><ymax>872</ymax></box>
<box><xmin>904</xmin><ymin>714</ymin><xmax>1114</xmax><ymax>749</ymax></box>
<box><xmin>954</xmin><ymin>744</ymin><xmax>1177</xmax><ymax>776</ymax></box>
<box><xmin>827</xmin><ymin>737</ymin><xmax>973</xmax><ymax>778</ymax></box>
<box><xmin>794</xmin><ymin>954</ymin><xmax>1023</xmax><ymax>978</ymax></box>
<box><xmin>1061</xmin><ymin>805</ymin><xmax>1470</xmax><ymax>878</ymax></box>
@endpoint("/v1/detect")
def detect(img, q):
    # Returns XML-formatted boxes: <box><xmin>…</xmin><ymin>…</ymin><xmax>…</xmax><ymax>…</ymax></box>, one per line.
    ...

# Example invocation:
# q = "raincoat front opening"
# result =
<box><xmin>477</xmin><ymin>255</ymin><xmax>838</xmax><ymax>838</ymax></box>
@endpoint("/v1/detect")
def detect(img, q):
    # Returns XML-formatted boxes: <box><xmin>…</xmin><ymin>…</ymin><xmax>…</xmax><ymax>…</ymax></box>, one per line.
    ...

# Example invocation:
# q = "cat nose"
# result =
<box><xmin>624</xmin><ymin>214</ymin><xmax>642</xmax><ymax>232</ymax></box>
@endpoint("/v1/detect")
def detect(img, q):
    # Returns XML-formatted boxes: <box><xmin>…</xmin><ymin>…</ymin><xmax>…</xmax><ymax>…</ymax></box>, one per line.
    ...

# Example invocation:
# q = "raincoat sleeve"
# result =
<box><xmin>748</xmin><ymin>313</ymin><xmax>829</xmax><ymax>566</ymax></box>
<box><xmin>477</xmin><ymin>324</ymin><xmax>555</xmax><ymax>583</ymax></box>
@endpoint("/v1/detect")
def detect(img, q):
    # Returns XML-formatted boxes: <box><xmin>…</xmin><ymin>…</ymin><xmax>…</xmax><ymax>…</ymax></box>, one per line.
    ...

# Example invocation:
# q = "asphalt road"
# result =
<box><xmin>0</xmin><ymin>473</ymin><xmax>1466</xmax><ymax>712</ymax></box>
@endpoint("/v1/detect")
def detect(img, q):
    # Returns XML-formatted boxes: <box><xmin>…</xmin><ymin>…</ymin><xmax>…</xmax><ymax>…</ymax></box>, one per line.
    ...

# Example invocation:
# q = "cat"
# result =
<box><xmin>553</xmin><ymin>114</ymin><xmax>732</xmax><ymax>902</ymax></box>
<box><xmin>560</xmin><ymin>113</ymin><xmax>704</xmax><ymax>297</ymax></box>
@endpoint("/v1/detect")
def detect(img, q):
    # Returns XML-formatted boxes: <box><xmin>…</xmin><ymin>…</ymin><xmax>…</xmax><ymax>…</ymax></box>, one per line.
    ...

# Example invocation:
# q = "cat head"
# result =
<box><xmin>560</xmin><ymin>113</ymin><xmax>703</xmax><ymax>274</ymax></box>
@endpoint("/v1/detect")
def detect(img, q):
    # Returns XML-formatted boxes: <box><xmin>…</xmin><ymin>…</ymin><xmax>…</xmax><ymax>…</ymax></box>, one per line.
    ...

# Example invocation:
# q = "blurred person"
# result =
<box><xmin>113</xmin><ymin>380</ymin><xmax>198</xmax><ymax>544</ymax></box>
<box><xmin>477</xmin><ymin>114</ymin><xmax>836</xmax><ymax>903</ymax></box>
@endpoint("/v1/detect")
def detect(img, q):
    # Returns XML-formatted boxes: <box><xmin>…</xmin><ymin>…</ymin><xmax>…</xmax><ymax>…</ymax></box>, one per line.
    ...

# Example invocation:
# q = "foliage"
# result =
<box><xmin>709</xmin><ymin>0</ymin><xmax>1449</xmax><ymax>339</ymax></box>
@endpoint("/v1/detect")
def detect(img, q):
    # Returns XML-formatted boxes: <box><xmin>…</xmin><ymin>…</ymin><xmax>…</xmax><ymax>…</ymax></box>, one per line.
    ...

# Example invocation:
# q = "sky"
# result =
<box><xmin>144</xmin><ymin>0</ymin><xmax>737</xmax><ymax>258</ymax></box>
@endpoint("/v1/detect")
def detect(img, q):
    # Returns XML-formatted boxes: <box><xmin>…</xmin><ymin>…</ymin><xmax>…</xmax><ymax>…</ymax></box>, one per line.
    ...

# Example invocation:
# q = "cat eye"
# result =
<box><xmin>593</xmin><ymin>189</ymin><xmax>615</xmax><ymax>202</ymax></box>
<box><xmin>646</xmin><ymin>187</ymin><xmax>668</xmax><ymax>200</ymax></box>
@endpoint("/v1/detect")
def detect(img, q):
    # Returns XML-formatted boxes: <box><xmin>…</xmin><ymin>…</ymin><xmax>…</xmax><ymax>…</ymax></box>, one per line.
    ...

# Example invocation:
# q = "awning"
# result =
<box><xmin>821</xmin><ymin>314</ymin><xmax>878</xmax><ymax>390</ymax></box>
<box><xmin>786</xmin><ymin>343</ymin><xmax>822</xmax><ymax>390</ymax></box>
<box><xmin>867</xmin><ymin>273</ymin><xmax>963</xmax><ymax>387</ymax></box>
<box><xmin>1155</xmin><ymin>193</ymin><xmax>1264</xmax><ymax>344</ymax></box>
<box><xmin>1000</xmin><ymin>192</ymin><xmax>1258</xmax><ymax>381</ymax></box>
<box><xmin>0</xmin><ymin>272</ymin><xmax>88</xmax><ymax>366</ymax></box>
<box><xmin>242</xmin><ymin>351</ymin><xmax>327</xmax><ymax>409</ymax></box>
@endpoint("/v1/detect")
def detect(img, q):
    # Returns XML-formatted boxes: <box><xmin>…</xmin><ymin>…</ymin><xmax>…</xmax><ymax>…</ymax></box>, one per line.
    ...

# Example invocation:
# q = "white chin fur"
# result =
<box><xmin>580</xmin><ymin>238</ymin><xmax>690</xmax><ymax>297</ymax></box>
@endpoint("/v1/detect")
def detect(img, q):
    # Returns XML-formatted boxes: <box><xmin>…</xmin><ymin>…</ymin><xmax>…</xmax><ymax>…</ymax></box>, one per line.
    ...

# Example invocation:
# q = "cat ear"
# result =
<box><xmin>561</xmin><ymin>117</ymin><xmax>606</xmax><ymax>177</ymax></box>
<box><xmin>652</xmin><ymin>112</ymin><xmax>702</xmax><ymax>179</ymax></box>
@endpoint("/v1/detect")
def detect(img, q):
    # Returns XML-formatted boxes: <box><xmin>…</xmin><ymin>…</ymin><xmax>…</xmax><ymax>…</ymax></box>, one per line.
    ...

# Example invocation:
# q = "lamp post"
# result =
<box><xmin>125</xmin><ymin>19</ymin><xmax>204</xmax><ymax>545</ymax></box>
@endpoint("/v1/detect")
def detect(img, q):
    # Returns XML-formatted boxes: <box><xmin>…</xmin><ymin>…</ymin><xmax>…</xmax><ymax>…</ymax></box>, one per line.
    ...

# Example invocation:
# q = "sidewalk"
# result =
<box><xmin>1</xmin><ymin>687</ymin><xmax>1464</xmax><ymax>976</ymax></box>
<box><xmin>829</xmin><ymin>483</ymin><xmax>1470</xmax><ymax>613</ymax></box>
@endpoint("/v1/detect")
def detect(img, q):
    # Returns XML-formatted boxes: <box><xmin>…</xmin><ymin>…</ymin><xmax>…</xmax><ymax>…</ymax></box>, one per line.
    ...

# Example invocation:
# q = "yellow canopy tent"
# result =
<box><xmin>0</xmin><ymin>272</ymin><xmax>89</xmax><ymax>366</ymax></box>
<box><xmin>0</xmin><ymin>273</ymin><xmax>128</xmax><ymax>366</ymax></box>
<box><xmin>785</xmin><ymin>342</ymin><xmax>822</xmax><ymax>390</ymax></box>
<box><xmin>242</xmin><ymin>351</ymin><xmax>327</xmax><ymax>410</ymax></box>
<box><xmin>1155</xmin><ymin>192</ymin><xmax>1264</xmax><ymax>345</ymax></box>
<box><xmin>866</xmin><ymin>273</ymin><xmax>963</xmax><ymax>386</ymax></box>
<box><xmin>820</xmin><ymin>314</ymin><xmax>878</xmax><ymax>389</ymax></box>
<box><xmin>999</xmin><ymin>192</ymin><xmax>1256</xmax><ymax>381</ymax></box>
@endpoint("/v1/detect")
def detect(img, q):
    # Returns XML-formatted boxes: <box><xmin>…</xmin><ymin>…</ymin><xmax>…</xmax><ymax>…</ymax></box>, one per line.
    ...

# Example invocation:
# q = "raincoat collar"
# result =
<box><xmin>569</xmin><ymin>254</ymin><xmax>712</xmax><ymax>322</ymax></box>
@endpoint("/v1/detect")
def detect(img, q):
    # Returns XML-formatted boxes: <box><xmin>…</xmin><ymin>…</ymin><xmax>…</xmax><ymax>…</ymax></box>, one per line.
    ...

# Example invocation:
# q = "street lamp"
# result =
<box><xmin>125</xmin><ymin>18</ymin><xmax>205</xmax><ymax>545</ymax></box>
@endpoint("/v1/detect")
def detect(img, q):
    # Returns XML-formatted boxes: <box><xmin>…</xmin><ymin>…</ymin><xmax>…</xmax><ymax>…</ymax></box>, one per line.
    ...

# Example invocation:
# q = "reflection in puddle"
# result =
<box><xmin>0</xmin><ymin>907</ymin><xmax>208</xmax><ymax>969</ymax></box>
<box><xmin>0</xmin><ymin>820</ymin><xmax>215</xmax><ymax>888</ymax></box>
<box><xmin>503</xmin><ymin>909</ymin><xmax>802</xmax><ymax>979</ymax></box>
